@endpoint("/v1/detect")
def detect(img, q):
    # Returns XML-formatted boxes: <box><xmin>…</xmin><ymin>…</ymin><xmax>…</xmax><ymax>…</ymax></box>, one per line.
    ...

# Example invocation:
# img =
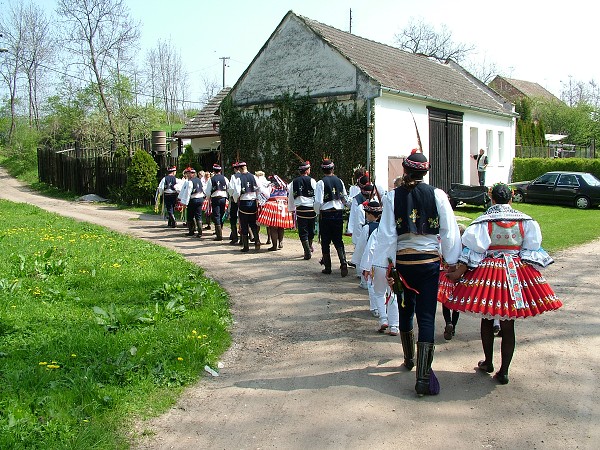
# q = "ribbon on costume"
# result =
<box><xmin>503</xmin><ymin>253</ymin><xmax>525</xmax><ymax>309</ymax></box>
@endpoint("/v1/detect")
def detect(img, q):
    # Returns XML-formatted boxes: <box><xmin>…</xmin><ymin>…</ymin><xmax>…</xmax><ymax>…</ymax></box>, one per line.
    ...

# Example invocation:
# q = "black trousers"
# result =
<box><xmin>296</xmin><ymin>206</ymin><xmax>316</xmax><ymax>242</ymax></box>
<box><xmin>188</xmin><ymin>197</ymin><xmax>204</xmax><ymax>225</ymax></box>
<box><xmin>238</xmin><ymin>199</ymin><xmax>259</xmax><ymax>237</ymax></box>
<box><xmin>319</xmin><ymin>209</ymin><xmax>344</xmax><ymax>254</ymax></box>
<box><xmin>164</xmin><ymin>193</ymin><xmax>178</xmax><ymax>217</ymax></box>
<box><xmin>211</xmin><ymin>196</ymin><xmax>227</xmax><ymax>226</ymax></box>
<box><xmin>229</xmin><ymin>199</ymin><xmax>239</xmax><ymax>239</ymax></box>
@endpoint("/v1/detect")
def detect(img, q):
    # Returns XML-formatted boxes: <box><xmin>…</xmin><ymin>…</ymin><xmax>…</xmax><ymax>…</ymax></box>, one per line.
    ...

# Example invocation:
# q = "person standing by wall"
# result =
<box><xmin>314</xmin><ymin>158</ymin><xmax>349</xmax><ymax>277</ymax></box>
<box><xmin>372</xmin><ymin>150</ymin><xmax>461</xmax><ymax>396</ymax></box>
<box><xmin>288</xmin><ymin>161</ymin><xmax>317</xmax><ymax>260</ymax></box>
<box><xmin>473</xmin><ymin>148</ymin><xmax>489</xmax><ymax>186</ymax></box>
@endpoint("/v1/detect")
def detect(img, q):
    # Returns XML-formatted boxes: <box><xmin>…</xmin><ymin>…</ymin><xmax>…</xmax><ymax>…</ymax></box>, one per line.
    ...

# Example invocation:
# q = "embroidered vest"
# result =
<box><xmin>488</xmin><ymin>221</ymin><xmax>524</xmax><ymax>251</ymax></box>
<box><xmin>292</xmin><ymin>176</ymin><xmax>314</xmax><ymax>199</ymax></box>
<box><xmin>164</xmin><ymin>175</ymin><xmax>177</xmax><ymax>191</ymax></box>
<box><xmin>190</xmin><ymin>177</ymin><xmax>204</xmax><ymax>195</ymax></box>
<box><xmin>394</xmin><ymin>183</ymin><xmax>440</xmax><ymax>235</ymax></box>
<box><xmin>211</xmin><ymin>174</ymin><xmax>227</xmax><ymax>192</ymax></box>
<box><xmin>322</xmin><ymin>176</ymin><xmax>343</xmax><ymax>203</ymax></box>
<box><xmin>239</xmin><ymin>172</ymin><xmax>257</xmax><ymax>194</ymax></box>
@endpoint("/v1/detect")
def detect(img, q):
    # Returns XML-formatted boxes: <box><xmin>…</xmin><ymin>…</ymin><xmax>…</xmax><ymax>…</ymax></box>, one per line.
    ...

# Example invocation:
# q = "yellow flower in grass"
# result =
<box><xmin>71</xmin><ymin>354</ymin><xmax>77</xmax><ymax>358</ymax></box>
<box><xmin>39</xmin><ymin>361</ymin><xmax>48</xmax><ymax>366</ymax></box>
<box><xmin>111</xmin><ymin>263</ymin><xmax>121</xmax><ymax>268</ymax></box>
<box><xmin>46</xmin><ymin>364</ymin><xmax>60</xmax><ymax>369</ymax></box>
<box><xmin>177</xmin><ymin>357</ymin><xmax>184</xmax><ymax>361</ymax></box>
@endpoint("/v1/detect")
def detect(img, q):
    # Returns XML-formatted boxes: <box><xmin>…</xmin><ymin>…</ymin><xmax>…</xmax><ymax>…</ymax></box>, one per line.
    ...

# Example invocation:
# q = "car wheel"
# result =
<box><xmin>512</xmin><ymin>190</ymin><xmax>524</xmax><ymax>203</ymax></box>
<box><xmin>575</xmin><ymin>196</ymin><xmax>591</xmax><ymax>209</ymax></box>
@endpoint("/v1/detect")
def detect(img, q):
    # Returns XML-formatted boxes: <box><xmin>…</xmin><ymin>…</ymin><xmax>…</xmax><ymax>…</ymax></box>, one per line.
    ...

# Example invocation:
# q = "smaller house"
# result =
<box><xmin>175</xmin><ymin>88</ymin><xmax>231</xmax><ymax>156</ymax></box>
<box><xmin>489</xmin><ymin>76</ymin><xmax>561</xmax><ymax>103</ymax></box>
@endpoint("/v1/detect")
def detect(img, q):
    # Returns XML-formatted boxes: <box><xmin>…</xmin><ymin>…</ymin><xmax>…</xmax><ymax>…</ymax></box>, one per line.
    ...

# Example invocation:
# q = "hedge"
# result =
<box><xmin>512</xmin><ymin>158</ymin><xmax>600</xmax><ymax>182</ymax></box>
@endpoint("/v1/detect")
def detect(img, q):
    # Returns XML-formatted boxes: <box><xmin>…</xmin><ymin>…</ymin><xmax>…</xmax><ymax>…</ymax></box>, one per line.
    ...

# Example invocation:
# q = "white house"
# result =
<box><xmin>228</xmin><ymin>11</ymin><xmax>517</xmax><ymax>190</ymax></box>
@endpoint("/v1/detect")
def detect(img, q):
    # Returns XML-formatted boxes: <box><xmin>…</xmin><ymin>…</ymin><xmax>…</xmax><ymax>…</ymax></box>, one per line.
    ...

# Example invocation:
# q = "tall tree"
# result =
<box><xmin>394</xmin><ymin>18</ymin><xmax>474</xmax><ymax>62</ymax></box>
<box><xmin>56</xmin><ymin>0</ymin><xmax>140</xmax><ymax>144</ymax></box>
<box><xmin>0</xmin><ymin>0</ymin><xmax>26</xmax><ymax>142</ymax></box>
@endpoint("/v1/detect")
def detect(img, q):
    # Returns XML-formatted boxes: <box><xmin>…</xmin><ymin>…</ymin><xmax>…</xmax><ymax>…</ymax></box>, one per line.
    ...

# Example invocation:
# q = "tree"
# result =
<box><xmin>56</xmin><ymin>0</ymin><xmax>140</xmax><ymax>144</ymax></box>
<box><xmin>199</xmin><ymin>75</ymin><xmax>221</xmax><ymax>107</ymax></box>
<box><xmin>394</xmin><ymin>18</ymin><xmax>474</xmax><ymax>62</ymax></box>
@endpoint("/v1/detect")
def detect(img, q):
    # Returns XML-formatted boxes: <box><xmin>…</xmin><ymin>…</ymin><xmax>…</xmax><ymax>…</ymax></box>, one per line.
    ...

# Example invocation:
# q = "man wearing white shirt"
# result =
<box><xmin>314</xmin><ymin>158</ymin><xmax>349</xmax><ymax>276</ymax></box>
<box><xmin>288</xmin><ymin>160</ymin><xmax>317</xmax><ymax>260</ymax></box>
<box><xmin>372</xmin><ymin>150</ymin><xmax>461</xmax><ymax>396</ymax></box>
<box><xmin>232</xmin><ymin>161</ymin><xmax>266</xmax><ymax>252</ymax></box>
<box><xmin>205</xmin><ymin>163</ymin><xmax>229</xmax><ymax>241</ymax></box>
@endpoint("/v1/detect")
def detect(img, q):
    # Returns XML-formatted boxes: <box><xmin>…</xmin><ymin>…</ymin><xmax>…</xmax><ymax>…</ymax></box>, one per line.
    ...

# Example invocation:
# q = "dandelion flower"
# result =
<box><xmin>177</xmin><ymin>357</ymin><xmax>184</xmax><ymax>361</ymax></box>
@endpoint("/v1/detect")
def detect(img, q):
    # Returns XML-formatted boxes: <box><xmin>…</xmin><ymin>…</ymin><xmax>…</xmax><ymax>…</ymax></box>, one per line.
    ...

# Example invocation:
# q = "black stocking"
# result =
<box><xmin>480</xmin><ymin>318</ymin><xmax>495</xmax><ymax>365</ymax></box>
<box><xmin>498</xmin><ymin>320</ymin><xmax>515</xmax><ymax>375</ymax></box>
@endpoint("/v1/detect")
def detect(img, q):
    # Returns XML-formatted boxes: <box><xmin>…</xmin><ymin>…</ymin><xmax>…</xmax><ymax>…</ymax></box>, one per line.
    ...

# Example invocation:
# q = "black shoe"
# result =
<box><xmin>477</xmin><ymin>360</ymin><xmax>494</xmax><ymax>373</ymax></box>
<box><xmin>493</xmin><ymin>324</ymin><xmax>501</xmax><ymax>335</ymax></box>
<box><xmin>443</xmin><ymin>323</ymin><xmax>454</xmax><ymax>340</ymax></box>
<box><xmin>494</xmin><ymin>372</ymin><xmax>509</xmax><ymax>384</ymax></box>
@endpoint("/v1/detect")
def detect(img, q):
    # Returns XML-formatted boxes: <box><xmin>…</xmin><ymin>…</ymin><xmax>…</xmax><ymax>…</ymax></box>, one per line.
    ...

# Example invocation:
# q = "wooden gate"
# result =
<box><xmin>428</xmin><ymin>107</ymin><xmax>463</xmax><ymax>192</ymax></box>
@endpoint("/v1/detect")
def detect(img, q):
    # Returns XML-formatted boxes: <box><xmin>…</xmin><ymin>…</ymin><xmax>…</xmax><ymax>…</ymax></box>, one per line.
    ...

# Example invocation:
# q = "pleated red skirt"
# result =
<box><xmin>257</xmin><ymin>197</ymin><xmax>295</xmax><ymax>228</ymax></box>
<box><xmin>442</xmin><ymin>256</ymin><xmax>562</xmax><ymax>319</ymax></box>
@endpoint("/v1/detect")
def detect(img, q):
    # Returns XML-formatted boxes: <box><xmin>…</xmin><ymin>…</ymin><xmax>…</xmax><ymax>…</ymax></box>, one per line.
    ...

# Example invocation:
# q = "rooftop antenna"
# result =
<box><xmin>349</xmin><ymin>9</ymin><xmax>352</xmax><ymax>34</ymax></box>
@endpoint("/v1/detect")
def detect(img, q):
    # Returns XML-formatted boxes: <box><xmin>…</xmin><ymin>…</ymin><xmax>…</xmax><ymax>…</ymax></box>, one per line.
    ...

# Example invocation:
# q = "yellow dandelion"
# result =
<box><xmin>39</xmin><ymin>362</ymin><xmax>48</xmax><ymax>366</ymax></box>
<box><xmin>111</xmin><ymin>263</ymin><xmax>121</xmax><ymax>268</ymax></box>
<box><xmin>177</xmin><ymin>357</ymin><xmax>184</xmax><ymax>361</ymax></box>
<box><xmin>71</xmin><ymin>354</ymin><xmax>77</xmax><ymax>358</ymax></box>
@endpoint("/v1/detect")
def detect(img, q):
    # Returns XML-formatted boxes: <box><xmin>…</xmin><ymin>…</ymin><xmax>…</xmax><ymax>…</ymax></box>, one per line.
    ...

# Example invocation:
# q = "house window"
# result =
<box><xmin>498</xmin><ymin>131</ymin><xmax>505</xmax><ymax>164</ymax></box>
<box><xmin>486</xmin><ymin>130</ymin><xmax>494</xmax><ymax>161</ymax></box>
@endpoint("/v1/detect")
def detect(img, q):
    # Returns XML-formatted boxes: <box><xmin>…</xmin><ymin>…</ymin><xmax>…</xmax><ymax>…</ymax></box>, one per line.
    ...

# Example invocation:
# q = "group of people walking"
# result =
<box><xmin>157</xmin><ymin>150</ymin><xmax>563</xmax><ymax>397</ymax></box>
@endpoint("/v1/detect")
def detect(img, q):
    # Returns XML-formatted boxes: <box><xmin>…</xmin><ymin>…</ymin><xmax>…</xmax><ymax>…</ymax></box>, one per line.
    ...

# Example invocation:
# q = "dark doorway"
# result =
<box><xmin>428</xmin><ymin>107</ymin><xmax>463</xmax><ymax>192</ymax></box>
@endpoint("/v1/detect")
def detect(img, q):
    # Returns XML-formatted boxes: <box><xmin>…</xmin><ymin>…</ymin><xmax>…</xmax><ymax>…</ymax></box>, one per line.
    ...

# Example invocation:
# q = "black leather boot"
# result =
<box><xmin>320</xmin><ymin>252</ymin><xmax>332</xmax><ymax>274</ymax></box>
<box><xmin>214</xmin><ymin>224</ymin><xmax>223</xmax><ymax>241</ymax></box>
<box><xmin>336</xmin><ymin>246</ymin><xmax>348</xmax><ymax>277</ymax></box>
<box><xmin>240</xmin><ymin>234</ymin><xmax>249</xmax><ymax>252</ymax></box>
<box><xmin>187</xmin><ymin>218</ymin><xmax>196</xmax><ymax>236</ymax></box>
<box><xmin>196</xmin><ymin>219</ymin><xmax>203</xmax><ymax>237</ymax></box>
<box><xmin>415</xmin><ymin>342</ymin><xmax>437</xmax><ymax>396</ymax></box>
<box><xmin>301</xmin><ymin>240</ymin><xmax>311</xmax><ymax>260</ymax></box>
<box><xmin>400</xmin><ymin>330</ymin><xmax>415</xmax><ymax>370</ymax></box>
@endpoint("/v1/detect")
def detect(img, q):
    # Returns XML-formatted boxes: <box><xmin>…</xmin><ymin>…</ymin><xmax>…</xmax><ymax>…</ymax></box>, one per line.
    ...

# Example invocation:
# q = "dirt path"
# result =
<box><xmin>1</xmin><ymin>167</ymin><xmax>598</xmax><ymax>450</ymax></box>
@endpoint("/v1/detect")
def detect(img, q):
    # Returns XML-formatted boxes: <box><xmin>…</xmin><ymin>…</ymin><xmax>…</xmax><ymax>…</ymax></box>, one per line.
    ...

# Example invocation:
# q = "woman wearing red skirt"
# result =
<box><xmin>258</xmin><ymin>175</ymin><xmax>295</xmax><ymax>251</ymax></box>
<box><xmin>444</xmin><ymin>183</ymin><xmax>562</xmax><ymax>385</ymax></box>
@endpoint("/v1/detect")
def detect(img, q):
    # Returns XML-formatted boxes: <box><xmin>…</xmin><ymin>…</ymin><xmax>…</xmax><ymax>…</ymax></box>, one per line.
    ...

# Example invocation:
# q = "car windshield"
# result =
<box><xmin>582</xmin><ymin>173</ymin><xmax>600</xmax><ymax>186</ymax></box>
<box><xmin>534</xmin><ymin>173</ymin><xmax>559</xmax><ymax>184</ymax></box>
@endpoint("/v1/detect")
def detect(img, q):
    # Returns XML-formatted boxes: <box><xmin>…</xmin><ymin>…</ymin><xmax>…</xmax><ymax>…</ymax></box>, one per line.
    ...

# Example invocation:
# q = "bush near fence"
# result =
<box><xmin>37</xmin><ymin>148</ymin><xmax>177</xmax><ymax>203</ymax></box>
<box><xmin>512</xmin><ymin>157</ymin><xmax>600</xmax><ymax>182</ymax></box>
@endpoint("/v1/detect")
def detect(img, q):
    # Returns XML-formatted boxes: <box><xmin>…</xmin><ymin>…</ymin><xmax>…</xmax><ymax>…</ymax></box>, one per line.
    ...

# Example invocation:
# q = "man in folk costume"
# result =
<box><xmin>205</xmin><ymin>163</ymin><xmax>229</xmax><ymax>241</ymax></box>
<box><xmin>314</xmin><ymin>158</ymin><xmax>349</xmax><ymax>277</ymax></box>
<box><xmin>186</xmin><ymin>168</ymin><xmax>206</xmax><ymax>238</ymax></box>
<box><xmin>157</xmin><ymin>166</ymin><xmax>179</xmax><ymax>228</ymax></box>
<box><xmin>227</xmin><ymin>162</ymin><xmax>243</xmax><ymax>244</ymax></box>
<box><xmin>288</xmin><ymin>160</ymin><xmax>317</xmax><ymax>260</ymax></box>
<box><xmin>232</xmin><ymin>161</ymin><xmax>264</xmax><ymax>252</ymax></box>
<box><xmin>178</xmin><ymin>167</ymin><xmax>194</xmax><ymax>227</ymax></box>
<box><xmin>372</xmin><ymin>150</ymin><xmax>461</xmax><ymax>396</ymax></box>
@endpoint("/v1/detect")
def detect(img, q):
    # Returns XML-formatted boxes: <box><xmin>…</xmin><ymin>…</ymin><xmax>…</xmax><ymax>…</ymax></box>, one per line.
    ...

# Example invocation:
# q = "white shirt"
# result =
<box><xmin>287</xmin><ymin>177</ymin><xmax>317</xmax><ymax>212</ymax></box>
<box><xmin>314</xmin><ymin>176</ymin><xmax>347</xmax><ymax>214</ymax></box>
<box><xmin>205</xmin><ymin>176</ymin><xmax>230</xmax><ymax>198</ymax></box>
<box><xmin>372</xmin><ymin>187</ymin><xmax>461</xmax><ymax>267</ymax></box>
<box><xmin>232</xmin><ymin>172</ymin><xmax>269</xmax><ymax>202</ymax></box>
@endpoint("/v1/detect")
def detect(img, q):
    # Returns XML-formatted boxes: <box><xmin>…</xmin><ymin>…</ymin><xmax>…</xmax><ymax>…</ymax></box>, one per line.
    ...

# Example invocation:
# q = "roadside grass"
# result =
<box><xmin>0</xmin><ymin>200</ymin><xmax>231</xmax><ymax>449</ymax></box>
<box><xmin>452</xmin><ymin>202</ymin><xmax>600</xmax><ymax>252</ymax></box>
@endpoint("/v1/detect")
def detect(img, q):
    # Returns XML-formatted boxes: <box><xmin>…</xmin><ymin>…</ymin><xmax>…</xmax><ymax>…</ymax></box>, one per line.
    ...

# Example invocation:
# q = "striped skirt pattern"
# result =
<box><xmin>257</xmin><ymin>197</ymin><xmax>295</xmax><ymax>229</ymax></box>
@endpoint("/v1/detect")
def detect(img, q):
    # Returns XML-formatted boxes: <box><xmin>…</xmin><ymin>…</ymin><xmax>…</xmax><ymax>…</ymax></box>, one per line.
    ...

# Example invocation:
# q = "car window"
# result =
<box><xmin>582</xmin><ymin>173</ymin><xmax>600</xmax><ymax>187</ymax></box>
<box><xmin>535</xmin><ymin>173</ymin><xmax>559</xmax><ymax>185</ymax></box>
<box><xmin>557</xmin><ymin>174</ymin><xmax>579</xmax><ymax>186</ymax></box>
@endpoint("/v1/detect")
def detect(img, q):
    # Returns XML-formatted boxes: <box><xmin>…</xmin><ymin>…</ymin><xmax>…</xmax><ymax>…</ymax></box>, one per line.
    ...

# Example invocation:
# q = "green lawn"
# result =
<box><xmin>452</xmin><ymin>202</ymin><xmax>600</xmax><ymax>253</ymax></box>
<box><xmin>0</xmin><ymin>200</ymin><xmax>231</xmax><ymax>449</ymax></box>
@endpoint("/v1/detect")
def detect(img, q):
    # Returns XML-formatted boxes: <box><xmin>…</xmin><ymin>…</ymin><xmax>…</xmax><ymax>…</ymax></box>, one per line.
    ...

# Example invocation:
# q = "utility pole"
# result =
<box><xmin>349</xmin><ymin>9</ymin><xmax>352</xmax><ymax>34</ymax></box>
<box><xmin>219</xmin><ymin>56</ymin><xmax>230</xmax><ymax>88</ymax></box>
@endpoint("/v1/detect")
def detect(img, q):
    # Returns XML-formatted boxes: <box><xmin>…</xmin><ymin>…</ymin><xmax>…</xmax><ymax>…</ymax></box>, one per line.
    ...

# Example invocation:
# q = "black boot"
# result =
<box><xmin>196</xmin><ymin>219</ymin><xmax>203</xmax><ymax>237</ymax></box>
<box><xmin>229</xmin><ymin>223</ymin><xmax>239</xmax><ymax>244</ymax></box>
<box><xmin>336</xmin><ymin>246</ymin><xmax>348</xmax><ymax>277</ymax></box>
<box><xmin>168</xmin><ymin>213</ymin><xmax>176</xmax><ymax>228</ymax></box>
<box><xmin>253</xmin><ymin>227</ymin><xmax>261</xmax><ymax>250</ymax></box>
<box><xmin>415</xmin><ymin>342</ymin><xmax>437</xmax><ymax>396</ymax></box>
<box><xmin>400</xmin><ymin>330</ymin><xmax>415</xmax><ymax>370</ymax></box>
<box><xmin>301</xmin><ymin>240</ymin><xmax>311</xmax><ymax>260</ymax></box>
<box><xmin>240</xmin><ymin>235</ymin><xmax>249</xmax><ymax>252</ymax></box>
<box><xmin>187</xmin><ymin>218</ymin><xmax>196</xmax><ymax>236</ymax></box>
<box><xmin>320</xmin><ymin>252</ymin><xmax>332</xmax><ymax>274</ymax></box>
<box><xmin>214</xmin><ymin>224</ymin><xmax>223</xmax><ymax>241</ymax></box>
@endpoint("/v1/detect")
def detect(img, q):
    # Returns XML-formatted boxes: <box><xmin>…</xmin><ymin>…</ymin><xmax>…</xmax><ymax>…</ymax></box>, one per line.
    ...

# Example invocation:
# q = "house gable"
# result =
<box><xmin>231</xmin><ymin>12</ymin><xmax>377</xmax><ymax>106</ymax></box>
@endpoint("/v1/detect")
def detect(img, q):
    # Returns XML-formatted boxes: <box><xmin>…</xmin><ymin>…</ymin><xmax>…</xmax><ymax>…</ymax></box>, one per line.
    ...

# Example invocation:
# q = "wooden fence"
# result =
<box><xmin>516</xmin><ymin>144</ymin><xmax>596</xmax><ymax>159</ymax></box>
<box><xmin>37</xmin><ymin>148</ymin><xmax>176</xmax><ymax>199</ymax></box>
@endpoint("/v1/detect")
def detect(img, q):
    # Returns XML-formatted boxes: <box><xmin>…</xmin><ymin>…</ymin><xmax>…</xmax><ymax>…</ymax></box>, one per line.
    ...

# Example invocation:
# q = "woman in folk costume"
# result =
<box><xmin>258</xmin><ymin>175</ymin><xmax>295</xmax><ymax>251</ymax></box>
<box><xmin>371</xmin><ymin>150</ymin><xmax>461</xmax><ymax>396</ymax></box>
<box><xmin>444</xmin><ymin>183</ymin><xmax>562</xmax><ymax>385</ymax></box>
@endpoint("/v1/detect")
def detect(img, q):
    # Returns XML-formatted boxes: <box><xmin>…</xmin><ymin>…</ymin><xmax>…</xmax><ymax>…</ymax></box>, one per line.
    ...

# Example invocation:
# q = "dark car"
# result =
<box><xmin>511</xmin><ymin>171</ymin><xmax>600</xmax><ymax>209</ymax></box>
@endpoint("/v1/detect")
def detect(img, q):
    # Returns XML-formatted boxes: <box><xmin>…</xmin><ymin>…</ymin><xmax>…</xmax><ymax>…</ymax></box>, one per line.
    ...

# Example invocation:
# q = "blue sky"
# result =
<box><xmin>16</xmin><ymin>0</ymin><xmax>599</xmax><ymax>103</ymax></box>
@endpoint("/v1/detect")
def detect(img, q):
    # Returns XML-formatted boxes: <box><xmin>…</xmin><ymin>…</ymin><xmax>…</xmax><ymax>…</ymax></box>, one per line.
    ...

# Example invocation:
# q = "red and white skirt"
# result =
<box><xmin>257</xmin><ymin>197</ymin><xmax>295</xmax><ymax>228</ymax></box>
<box><xmin>442</xmin><ymin>255</ymin><xmax>562</xmax><ymax>319</ymax></box>
<box><xmin>438</xmin><ymin>268</ymin><xmax>456</xmax><ymax>304</ymax></box>
<box><xmin>202</xmin><ymin>198</ymin><xmax>211</xmax><ymax>215</ymax></box>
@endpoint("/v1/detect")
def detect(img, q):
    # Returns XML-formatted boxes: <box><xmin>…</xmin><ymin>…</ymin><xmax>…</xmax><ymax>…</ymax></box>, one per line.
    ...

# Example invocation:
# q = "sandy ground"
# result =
<box><xmin>1</xmin><ymin>167</ymin><xmax>599</xmax><ymax>450</ymax></box>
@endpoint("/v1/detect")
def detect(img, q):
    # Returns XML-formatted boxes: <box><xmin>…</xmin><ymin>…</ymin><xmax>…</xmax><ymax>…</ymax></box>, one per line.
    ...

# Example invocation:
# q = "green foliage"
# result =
<box><xmin>515</xmin><ymin>98</ymin><xmax>545</xmax><ymax>147</ymax></box>
<box><xmin>511</xmin><ymin>157</ymin><xmax>600</xmax><ymax>182</ymax></box>
<box><xmin>178</xmin><ymin>144</ymin><xmax>197</xmax><ymax>174</ymax></box>
<box><xmin>125</xmin><ymin>149</ymin><xmax>159</xmax><ymax>205</ymax></box>
<box><xmin>533</xmin><ymin>98</ymin><xmax>600</xmax><ymax>146</ymax></box>
<box><xmin>0</xmin><ymin>200</ymin><xmax>231</xmax><ymax>449</ymax></box>
<box><xmin>220</xmin><ymin>93</ymin><xmax>368</xmax><ymax>184</ymax></box>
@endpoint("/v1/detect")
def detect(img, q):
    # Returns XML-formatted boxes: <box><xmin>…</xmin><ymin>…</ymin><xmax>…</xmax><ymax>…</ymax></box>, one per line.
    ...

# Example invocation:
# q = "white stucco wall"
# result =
<box><xmin>372</xmin><ymin>93</ymin><xmax>515</xmax><ymax>189</ymax></box>
<box><xmin>190</xmin><ymin>137</ymin><xmax>221</xmax><ymax>154</ymax></box>
<box><xmin>232</xmin><ymin>14</ymin><xmax>377</xmax><ymax>105</ymax></box>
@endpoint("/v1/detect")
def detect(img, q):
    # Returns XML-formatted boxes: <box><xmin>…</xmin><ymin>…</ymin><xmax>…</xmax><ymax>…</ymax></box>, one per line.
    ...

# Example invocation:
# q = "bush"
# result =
<box><xmin>125</xmin><ymin>149</ymin><xmax>159</xmax><ymax>205</ymax></box>
<box><xmin>512</xmin><ymin>157</ymin><xmax>600</xmax><ymax>182</ymax></box>
<box><xmin>178</xmin><ymin>144</ymin><xmax>197</xmax><ymax>175</ymax></box>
